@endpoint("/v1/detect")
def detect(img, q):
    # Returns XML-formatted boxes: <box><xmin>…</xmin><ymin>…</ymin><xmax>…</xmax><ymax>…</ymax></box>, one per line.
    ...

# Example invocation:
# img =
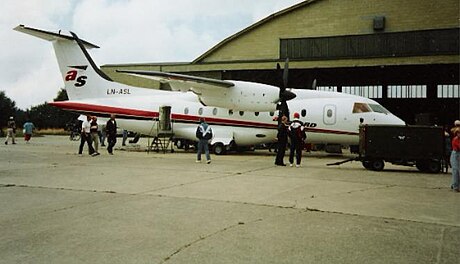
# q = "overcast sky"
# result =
<box><xmin>1</xmin><ymin>0</ymin><xmax>304</xmax><ymax>110</ymax></box>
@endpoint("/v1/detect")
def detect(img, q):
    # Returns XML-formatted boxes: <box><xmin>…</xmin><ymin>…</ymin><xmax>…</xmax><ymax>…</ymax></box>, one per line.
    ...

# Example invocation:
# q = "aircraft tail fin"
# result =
<box><xmin>14</xmin><ymin>25</ymin><xmax>113</xmax><ymax>100</ymax></box>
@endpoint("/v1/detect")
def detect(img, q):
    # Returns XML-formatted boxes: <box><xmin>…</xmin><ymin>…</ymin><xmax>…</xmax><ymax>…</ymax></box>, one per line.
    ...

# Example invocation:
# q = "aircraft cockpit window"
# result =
<box><xmin>352</xmin><ymin>103</ymin><xmax>372</xmax><ymax>113</ymax></box>
<box><xmin>184</xmin><ymin>107</ymin><xmax>189</xmax><ymax>115</ymax></box>
<box><xmin>369</xmin><ymin>104</ymin><xmax>390</xmax><ymax>114</ymax></box>
<box><xmin>198</xmin><ymin>108</ymin><xmax>203</xmax><ymax>115</ymax></box>
<box><xmin>228</xmin><ymin>109</ymin><xmax>233</xmax><ymax>116</ymax></box>
<box><xmin>301</xmin><ymin>109</ymin><xmax>307</xmax><ymax>117</ymax></box>
<box><xmin>212</xmin><ymin>108</ymin><xmax>218</xmax><ymax>115</ymax></box>
<box><xmin>239</xmin><ymin>111</ymin><xmax>244</xmax><ymax>116</ymax></box>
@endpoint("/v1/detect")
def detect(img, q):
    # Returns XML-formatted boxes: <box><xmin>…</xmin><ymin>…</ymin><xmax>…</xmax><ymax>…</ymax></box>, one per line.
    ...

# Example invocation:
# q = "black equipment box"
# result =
<box><xmin>358</xmin><ymin>125</ymin><xmax>444</xmax><ymax>172</ymax></box>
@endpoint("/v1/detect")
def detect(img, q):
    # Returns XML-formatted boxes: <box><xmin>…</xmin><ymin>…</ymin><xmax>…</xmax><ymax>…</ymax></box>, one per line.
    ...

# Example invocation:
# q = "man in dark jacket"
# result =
<box><xmin>275</xmin><ymin>115</ymin><xmax>289</xmax><ymax>166</ymax></box>
<box><xmin>196</xmin><ymin>118</ymin><xmax>212</xmax><ymax>163</ymax></box>
<box><xmin>106</xmin><ymin>114</ymin><xmax>117</xmax><ymax>155</ymax></box>
<box><xmin>288</xmin><ymin>112</ymin><xmax>306</xmax><ymax>167</ymax></box>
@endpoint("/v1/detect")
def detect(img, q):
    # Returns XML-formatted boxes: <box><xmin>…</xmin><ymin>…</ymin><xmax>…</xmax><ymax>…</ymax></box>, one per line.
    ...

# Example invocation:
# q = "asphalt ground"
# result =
<box><xmin>0</xmin><ymin>135</ymin><xmax>459</xmax><ymax>264</ymax></box>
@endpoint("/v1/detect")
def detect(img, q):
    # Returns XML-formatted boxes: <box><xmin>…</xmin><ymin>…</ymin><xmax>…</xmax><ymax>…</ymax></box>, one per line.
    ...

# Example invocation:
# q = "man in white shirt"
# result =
<box><xmin>78</xmin><ymin>115</ymin><xmax>98</xmax><ymax>156</ymax></box>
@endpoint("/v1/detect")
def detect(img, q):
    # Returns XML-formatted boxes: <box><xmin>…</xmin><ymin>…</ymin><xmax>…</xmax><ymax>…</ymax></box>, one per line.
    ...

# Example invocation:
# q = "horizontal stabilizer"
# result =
<box><xmin>13</xmin><ymin>25</ymin><xmax>99</xmax><ymax>49</ymax></box>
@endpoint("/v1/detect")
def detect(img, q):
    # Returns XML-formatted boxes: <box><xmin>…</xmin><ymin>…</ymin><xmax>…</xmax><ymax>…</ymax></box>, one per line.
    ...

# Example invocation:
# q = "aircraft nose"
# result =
<box><xmin>390</xmin><ymin>115</ymin><xmax>406</xmax><ymax>125</ymax></box>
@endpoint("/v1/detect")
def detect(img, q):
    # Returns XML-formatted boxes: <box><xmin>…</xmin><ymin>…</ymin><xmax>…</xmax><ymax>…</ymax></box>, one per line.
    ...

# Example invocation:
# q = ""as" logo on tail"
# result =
<box><xmin>65</xmin><ymin>65</ymin><xmax>88</xmax><ymax>87</ymax></box>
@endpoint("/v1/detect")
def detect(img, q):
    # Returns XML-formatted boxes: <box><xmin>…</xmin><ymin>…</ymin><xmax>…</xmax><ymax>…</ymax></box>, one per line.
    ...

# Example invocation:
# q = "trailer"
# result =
<box><xmin>328</xmin><ymin>125</ymin><xmax>445</xmax><ymax>173</ymax></box>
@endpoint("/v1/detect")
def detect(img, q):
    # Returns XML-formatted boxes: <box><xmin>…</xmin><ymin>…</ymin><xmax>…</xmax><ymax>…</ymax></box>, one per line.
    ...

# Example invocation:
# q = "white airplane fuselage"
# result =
<box><xmin>52</xmin><ymin>85</ymin><xmax>404</xmax><ymax>147</ymax></box>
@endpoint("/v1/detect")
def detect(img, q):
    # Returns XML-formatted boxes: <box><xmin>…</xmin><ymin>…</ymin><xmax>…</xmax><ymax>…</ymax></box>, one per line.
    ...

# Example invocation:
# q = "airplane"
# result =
<box><xmin>14</xmin><ymin>25</ymin><xmax>405</xmax><ymax>154</ymax></box>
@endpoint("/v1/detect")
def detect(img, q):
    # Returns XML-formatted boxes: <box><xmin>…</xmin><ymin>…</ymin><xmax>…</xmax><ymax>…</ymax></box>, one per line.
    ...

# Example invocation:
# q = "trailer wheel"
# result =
<box><xmin>426</xmin><ymin>160</ymin><xmax>441</xmax><ymax>173</ymax></box>
<box><xmin>369</xmin><ymin>159</ymin><xmax>385</xmax><ymax>171</ymax></box>
<box><xmin>415</xmin><ymin>161</ymin><xmax>428</xmax><ymax>172</ymax></box>
<box><xmin>362</xmin><ymin>160</ymin><xmax>372</xmax><ymax>169</ymax></box>
<box><xmin>417</xmin><ymin>160</ymin><xmax>441</xmax><ymax>173</ymax></box>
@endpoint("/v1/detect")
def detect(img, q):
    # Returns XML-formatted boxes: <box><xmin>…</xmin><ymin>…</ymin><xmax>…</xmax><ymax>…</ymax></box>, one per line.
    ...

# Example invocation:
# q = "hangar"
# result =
<box><xmin>101</xmin><ymin>0</ymin><xmax>460</xmax><ymax>126</ymax></box>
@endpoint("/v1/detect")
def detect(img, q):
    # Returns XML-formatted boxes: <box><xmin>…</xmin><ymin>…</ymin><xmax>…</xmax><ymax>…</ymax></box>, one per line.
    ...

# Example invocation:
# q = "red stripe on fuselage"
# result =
<box><xmin>49</xmin><ymin>101</ymin><xmax>158</xmax><ymax>118</ymax></box>
<box><xmin>49</xmin><ymin>101</ymin><xmax>357</xmax><ymax>135</ymax></box>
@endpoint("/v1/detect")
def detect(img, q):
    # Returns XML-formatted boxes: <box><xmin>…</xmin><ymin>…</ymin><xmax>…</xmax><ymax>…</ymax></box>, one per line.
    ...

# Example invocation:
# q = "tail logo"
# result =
<box><xmin>65</xmin><ymin>65</ymin><xmax>88</xmax><ymax>87</ymax></box>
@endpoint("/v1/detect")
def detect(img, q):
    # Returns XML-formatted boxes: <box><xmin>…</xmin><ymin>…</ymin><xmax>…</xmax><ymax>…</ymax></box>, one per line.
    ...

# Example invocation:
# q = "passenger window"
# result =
<box><xmin>228</xmin><ymin>109</ymin><xmax>233</xmax><ymax>116</ymax></box>
<box><xmin>198</xmin><ymin>108</ymin><xmax>203</xmax><ymax>115</ymax></box>
<box><xmin>352</xmin><ymin>103</ymin><xmax>372</xmax><ymax>113</ymax></box>
<box><xmin>301</xmin><ymin>109</ymin><xmax>307</xmax><ymax>117</ymax></box>
<box><xmin>269</xmin><ymin>111</ymin><xmax>274</xmax><ymax>116</ymax></box>
<box><xmin>212</xmin><ymin>108</ymin><xmax>218</xmax><ymax>115</ymax></box>
<box><xmin>184</xmin><ymin>107</ymin><xmax>189</xmax><ymax>114</ymax></box>
<box><xmin>255</xmin><ymin>112</ymin><xmax>259</xmax><ymax>116</ymax></box>
<box><xmin>239</xmin><ymin>111</ymin><xmax>244</xmax><ymax>116</ymax></box>
<box><xmin>327</xmin><ymin>109</ymin><xmax>333</xmax><ymax>117</ymax></box>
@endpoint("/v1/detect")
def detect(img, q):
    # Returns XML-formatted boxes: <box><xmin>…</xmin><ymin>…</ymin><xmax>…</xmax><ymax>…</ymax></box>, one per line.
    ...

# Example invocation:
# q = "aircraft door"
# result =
<box><xmin>323</xmin><ymin>105</ymin><xmax>336</xmax><ymax>125</ymax></box>
<box><xmin>159</xmin><ymin>105</ymin><xmax>172</xmax><ymax>131</ymax></box>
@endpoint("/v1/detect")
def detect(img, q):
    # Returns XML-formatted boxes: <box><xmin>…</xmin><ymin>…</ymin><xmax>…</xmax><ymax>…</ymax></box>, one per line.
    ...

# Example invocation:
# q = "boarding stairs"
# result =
<box><xmin>148</xmin><ymin>106</ymin><xmax>174</xmax><ymax>153</ymax></box>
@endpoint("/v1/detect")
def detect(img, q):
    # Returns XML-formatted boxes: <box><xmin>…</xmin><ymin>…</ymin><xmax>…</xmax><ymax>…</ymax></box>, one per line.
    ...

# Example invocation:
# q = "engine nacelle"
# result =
<box><xmin>197</xmin><ymin>81</ymin><xmax>279</xmax><ymax>112</ymax></box>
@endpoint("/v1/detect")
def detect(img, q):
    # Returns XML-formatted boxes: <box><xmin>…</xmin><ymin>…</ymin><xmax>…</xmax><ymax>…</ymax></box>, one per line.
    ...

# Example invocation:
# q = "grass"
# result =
<box><xmin>1</xmin><ymin>128</ymin><xmax>69</xmax><ymax>137</ymax></box>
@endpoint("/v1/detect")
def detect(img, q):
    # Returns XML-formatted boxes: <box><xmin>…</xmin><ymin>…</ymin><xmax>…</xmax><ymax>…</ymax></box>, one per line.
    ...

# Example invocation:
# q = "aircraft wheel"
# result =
<box><xmin>175</xmin><ymin>139</ymin><xmax>184</xmax><ymax>149</ymax></box>
<box><xmin>213</xmin><ymin>143</ymin><xmax>226</xmax><ymax>155</ymax></box>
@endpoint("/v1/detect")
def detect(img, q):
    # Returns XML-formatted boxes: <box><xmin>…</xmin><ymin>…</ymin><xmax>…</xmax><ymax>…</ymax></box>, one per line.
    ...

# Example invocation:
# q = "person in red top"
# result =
<box><xmin>450</xmin><ymin>127</ymin><xmax>460</xmax><ymax>192</ymax></box>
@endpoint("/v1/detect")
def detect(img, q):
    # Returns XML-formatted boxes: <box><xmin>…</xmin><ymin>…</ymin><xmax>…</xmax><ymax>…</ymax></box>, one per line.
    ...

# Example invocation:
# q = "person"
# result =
<box><xmin>4</xmin><ymin>116</ymin><xmax>16</xmax><ymax>145</ymax></box>
<box><xmin>79</xmin><ymin>115</ymin><xmax>98</xmax><ymax>156</ymax></box>
<box><xmin>106</xmin><ymin>114</ymin><xmax>118</xmax><ymax>155</ymax></box>
<box><xmin>90</xmin><ymin>116</ymin><xmax>100</xmax><ymax>154</ymax></box>
<box><xmin>196</xmin><ymin>118</ymin><xmax>212</xmax><ymax>164</ymax></box>
<box><xmin>100</xmin><ymin>124</ymin><xmax>106</xmax><ymax>147</ymax></box>
<box><xmin>444</xmin><ymin>129</ymin><xmax>452</xmax><ymax>173</ymax></box>
<box><xmin>453</xmin><ymin>120</ymin><xmax>460</xmax><ymax>132</ymax></box>
<box><xmin>122</xmin><ymin>129</ymin><xmax>128</xmax><ymax>146</ymax></box>
<box><xmin>288</xmin><ymin>112</ymin><xmax>307</xmax><ymax>167</ymax></box>
<box><xmin>450</xmin><ymin>127</ymin><xmax>460</xmax><ymax>192</ymax></box>
<box><xmin>23</xmin><ymin>120</ymin><xmax>35</xmax><ymax>143</ymax></box>
<box><xmin>275</xmin><ymin>115</ymin><xmax>289</xmax><ymax>166</ymax></box>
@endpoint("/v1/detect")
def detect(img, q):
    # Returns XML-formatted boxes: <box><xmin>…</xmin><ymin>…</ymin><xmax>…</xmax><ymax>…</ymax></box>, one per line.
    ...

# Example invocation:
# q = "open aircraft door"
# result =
<box><xmin>323</xmin><ymin>104</ymin><xmax>337</xmax><ymax>125</ymax></box>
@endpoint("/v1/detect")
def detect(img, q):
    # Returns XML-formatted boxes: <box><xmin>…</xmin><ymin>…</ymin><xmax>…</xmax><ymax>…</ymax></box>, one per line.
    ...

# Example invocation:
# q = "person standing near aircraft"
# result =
<box><xmin>196</xmin><ymin>118</ymin><xmax>212</xmax><ymax>164</ymax></box>
<box><xmin>106</xmin><ymin>114</ymin><xmax>118</xmax><ymax>155</ymax></box>
<box><xmin>450</xmin><ymin>126</ymin><xmax>460</xmax><ymax>192</ymax></box>
<box><xmin>288</xmin><ymin>112</ymin><xmax>306</xmax><ymax>167</ymax></box>
<box><xmin>90</xmin><ymin>116</ymin><xmax>100</xmax><ymax>155</ymax></box>
<box><xmin>100</xmin><ymin>124</ymin><xmax>106</xmax><ymax>147</ymax></box>
<box><xmin>275</xmin><ymin>115</ymin><xmax>289</xmax><ymax>166</ymax></box>
<box><xmin>4</xmin><ymin>116</ymin><xmax>16</xmax><ymax>145</ymax></box>
<box><xmin>79</xmin><ymin>115</ymin><xmax>97</xmax><ymax>156</ymax></box>
<box><xmin>23</xmin><ymin>120</ymin><xmax>35</xmax><ymax>143</ymax></box>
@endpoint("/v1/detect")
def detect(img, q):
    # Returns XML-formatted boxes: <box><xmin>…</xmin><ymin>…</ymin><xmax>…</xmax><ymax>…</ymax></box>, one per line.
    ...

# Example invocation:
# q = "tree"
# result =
<box><xmin>0</xmin><ymin>91</ymin><xmax>16</xmax><ymax>127</ymax></box>
<box><xmin>54</xmin><ymin>88</ymin><xmax>69</xmax><ymax>101</ymax></box>
<box><xmin>0</xmin><ymin>91</ymin><xmax>26</xmax><ymax>128</ymax></box>
<box><xmin>27</xmin><ymin>89</ymin><xmax>77</xmax><ymax>129</ymax></box>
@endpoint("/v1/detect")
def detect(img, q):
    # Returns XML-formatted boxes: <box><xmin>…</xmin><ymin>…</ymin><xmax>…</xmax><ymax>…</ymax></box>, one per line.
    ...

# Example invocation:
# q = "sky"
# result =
<box><xmin>1</xmin><ymin>0</ymin><xmax>304</xmax><ymax>110</ymax></box>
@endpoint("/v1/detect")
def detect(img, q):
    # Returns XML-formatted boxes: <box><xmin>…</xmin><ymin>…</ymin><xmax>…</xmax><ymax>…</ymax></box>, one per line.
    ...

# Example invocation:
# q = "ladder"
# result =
<box><xmin>148</xmin><ymin>106</ymin><xmax>174</xmax><ymax>153</ymax></box>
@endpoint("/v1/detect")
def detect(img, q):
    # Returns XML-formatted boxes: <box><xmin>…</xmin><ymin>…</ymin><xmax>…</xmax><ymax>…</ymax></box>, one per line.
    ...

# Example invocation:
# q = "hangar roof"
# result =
<box><xmin>192</xmin><ymin>0</ymin><xmax>318</xmax><ymax>64</ymax></box>
<box><xmin>103</xmin><ymin>0</ymin><xmax>459</xmax><ymax>73</ymax></box>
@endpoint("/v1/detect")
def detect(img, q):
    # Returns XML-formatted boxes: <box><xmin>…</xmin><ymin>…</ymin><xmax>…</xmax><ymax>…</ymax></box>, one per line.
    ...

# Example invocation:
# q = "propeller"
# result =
<box><xmin>276</xmin><ymin>58</ymin><xmax>295</xmax><ymax>122</ymax></box>
<box><xmin>311</xmin><ymin>79</ymin><xmax>317</xmax><ymax>90</ymax></box>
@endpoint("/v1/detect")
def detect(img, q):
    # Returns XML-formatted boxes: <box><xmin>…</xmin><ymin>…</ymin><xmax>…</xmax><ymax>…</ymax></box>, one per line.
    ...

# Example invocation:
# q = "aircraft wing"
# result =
<box><xmin>116</xmin><ymin>70</ymin><xmax>234</xmax><ymax>92</ymax></box>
